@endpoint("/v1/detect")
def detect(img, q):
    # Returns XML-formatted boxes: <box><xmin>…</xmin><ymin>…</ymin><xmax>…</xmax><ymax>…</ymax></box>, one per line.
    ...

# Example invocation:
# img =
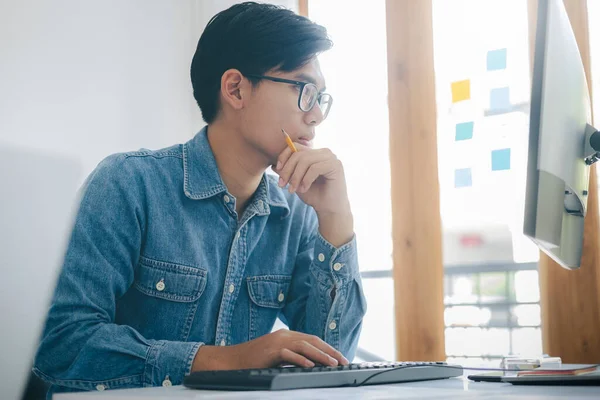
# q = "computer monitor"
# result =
<box><xmin>524</xmin><ymin>0</ymin><xmax>600</xmax><ymax>269</ymax></box>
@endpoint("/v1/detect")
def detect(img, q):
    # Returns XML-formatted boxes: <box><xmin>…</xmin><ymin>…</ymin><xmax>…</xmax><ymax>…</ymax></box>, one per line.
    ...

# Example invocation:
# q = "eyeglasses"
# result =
<box><xmin>245</xmin><ymin>74</ymin><xmax>333</xmax><ymax>120</ymax></box>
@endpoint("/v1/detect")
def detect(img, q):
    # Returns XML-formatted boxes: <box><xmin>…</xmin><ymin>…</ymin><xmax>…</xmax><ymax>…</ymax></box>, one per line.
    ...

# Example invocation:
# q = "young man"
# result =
<box><xmin>33</xmin><ymin>2</ymin><xmax>366</xmax><ymax>394</ymax></box>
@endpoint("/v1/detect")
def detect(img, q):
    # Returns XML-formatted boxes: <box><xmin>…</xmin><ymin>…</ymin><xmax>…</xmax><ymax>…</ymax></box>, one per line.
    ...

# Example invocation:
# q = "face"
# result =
<box><xmin>225</xmin><ymin>58</ymin><xmax>327</xmax><ymax>164</ymax></box>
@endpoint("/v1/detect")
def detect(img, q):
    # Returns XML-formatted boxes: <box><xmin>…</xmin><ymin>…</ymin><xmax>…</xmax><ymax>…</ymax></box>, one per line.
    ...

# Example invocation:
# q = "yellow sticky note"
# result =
<box><xmin>451</xmin><ymin>79</ymin><xmax>471</xmax><ymax>103</ymax></box>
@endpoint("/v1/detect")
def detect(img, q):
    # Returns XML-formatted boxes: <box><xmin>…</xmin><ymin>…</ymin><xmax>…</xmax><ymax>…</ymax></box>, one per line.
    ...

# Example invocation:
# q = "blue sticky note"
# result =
<box><xmin>490</xmin><ymin>87</ymin><xmax>510</xmax><ymax>112</ymax></box>
<box><xmin>455</xmin><ymin>168</ymin><xmax>472</xmax><ymax>188</ymax></box>
<box><xmin>487</xmin><ymin>48</ymin><xmax>507</xmax><ymax>71</ymax></box>
<box><xmin>492</xmin><ymin>148</ymin><xmax>511</xmax><ymax>171</ymax></box>
<box><xmin>455</xmin><ymin>121</ymin><xmax>474</xmax><ymax>141</ymax></box>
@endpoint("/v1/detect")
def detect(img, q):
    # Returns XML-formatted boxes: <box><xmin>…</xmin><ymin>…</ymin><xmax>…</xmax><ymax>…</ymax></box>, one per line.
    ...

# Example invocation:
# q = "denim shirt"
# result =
<box><xmin>33</xmin><ymin>127</ymin><xmax>366</xmax><ymax>395</ymax></box>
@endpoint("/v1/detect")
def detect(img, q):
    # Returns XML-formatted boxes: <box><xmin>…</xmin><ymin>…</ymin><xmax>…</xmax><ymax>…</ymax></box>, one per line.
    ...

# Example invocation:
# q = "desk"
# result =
<box><xmin>55</xmin><ymin>375</ymin><xmax>600</xmax><ymax>399</ymax></box>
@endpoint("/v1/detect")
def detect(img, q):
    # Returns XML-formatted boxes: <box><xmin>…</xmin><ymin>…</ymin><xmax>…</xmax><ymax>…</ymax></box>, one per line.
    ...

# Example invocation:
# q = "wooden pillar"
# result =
<box><xmin>385</xmin><ymin>0</ymin><xmax>445</xmax><ymax>361</ymax></box>
<box><xmin>528</xmin><ymin>0</ymin><xmax>600</xmax><ymax>363</ymax></box>
<box><xmin>298</xmin><ymin>0</ymin><xmax>308</xmax><ymax>17</ymax></box>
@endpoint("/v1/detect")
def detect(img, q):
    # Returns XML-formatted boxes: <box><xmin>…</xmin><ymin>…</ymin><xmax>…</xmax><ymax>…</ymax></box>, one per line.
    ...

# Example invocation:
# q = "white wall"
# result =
<box><xmin>0</xmin><ymin>3</ymin><xmax>300</xmax><ymax>393</ymax></box>
<box><xmin>193</xmin><ymin>0</ymin><xmax>298</xmax><ymax>33</ymax></box>
<box><xmin>0</xmin><ymin>0</ymin><xmax>297</xmax><ymax>179</ymax></box>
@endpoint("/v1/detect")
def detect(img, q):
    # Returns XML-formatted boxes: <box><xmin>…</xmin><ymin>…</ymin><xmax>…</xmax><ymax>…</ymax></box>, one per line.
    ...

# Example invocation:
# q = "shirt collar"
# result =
<box><xmin>182</xmin><ymin>126</ymin><xmax>290</xmax><ymax>217</ymax></box>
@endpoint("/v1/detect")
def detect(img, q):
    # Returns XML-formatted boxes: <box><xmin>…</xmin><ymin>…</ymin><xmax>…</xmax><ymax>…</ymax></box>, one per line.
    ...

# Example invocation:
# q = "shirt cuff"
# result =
<box><xmin>144</xmin><ymin>340</ymin><xmax>203</xmax><ymax>386</ymax></box>
<box><xmin>312</xmin><ymin>232</ymin><xmax>359</xmax><ymax>285</ymax></box>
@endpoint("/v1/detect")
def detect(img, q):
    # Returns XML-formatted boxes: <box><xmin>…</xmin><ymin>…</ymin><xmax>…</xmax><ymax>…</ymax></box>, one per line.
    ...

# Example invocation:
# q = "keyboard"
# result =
<box><xmin>183</xmin><ymin>361</ymin><xmax>463</xmax><ymax>391</ymax></box>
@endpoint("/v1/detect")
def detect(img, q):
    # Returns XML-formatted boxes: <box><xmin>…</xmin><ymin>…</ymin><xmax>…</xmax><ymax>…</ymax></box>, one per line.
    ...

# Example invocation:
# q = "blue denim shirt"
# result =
<box><xmin>33</xmin><ymin>127</ymin><xmax>366</xmax><ymax>395</ymax></box>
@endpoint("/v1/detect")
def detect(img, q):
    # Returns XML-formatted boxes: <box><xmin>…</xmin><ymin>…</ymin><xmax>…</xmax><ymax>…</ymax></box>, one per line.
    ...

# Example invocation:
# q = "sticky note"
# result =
<box><xmin>490</xmin><ymin>87</ymin><xmax>510</xmax><ymax>112</ymax></box>
<box><xmin>487</xmin><ymin>48</ymin><xmax>507</xmax><ymax>71</ymax></box>
<box><xmin>451</xmin><ymin>80</ymin><xmax>471</xmax><ymax>103</ymax></box>
<box><xmin>455</xmin><ymin>121</ymin><xmax>474</xmax><ymax>141</ymax></box>
<box><xmin>455</xmin><ymin>168</ymin><xmax>472</xmax><ymax>188</ymax></box>
<box><xmin>492</xmin><ymin>148</ymin><xmax>511</xmax><ymax>171</ymax></box>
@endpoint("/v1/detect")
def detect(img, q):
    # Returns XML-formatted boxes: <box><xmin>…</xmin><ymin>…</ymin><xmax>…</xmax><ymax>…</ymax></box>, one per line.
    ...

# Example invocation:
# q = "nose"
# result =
<box><xmin>304</xmin><ymin>103</ymin><xmax>325</xmax><ymax>126</ymax></box>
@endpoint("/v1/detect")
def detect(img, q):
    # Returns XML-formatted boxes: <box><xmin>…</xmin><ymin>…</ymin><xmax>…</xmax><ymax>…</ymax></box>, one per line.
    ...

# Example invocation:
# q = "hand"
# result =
<box><xmin>274</xmin><ymin>144</ymin><xmax>350</xmax><ymax>215</ymax></box>
<box><xmin>192</xmin><ymin>329</ymin><xmax>349</xmax><ymax>371</ymax></box>
<box><xmin>274</xmin><ymin>143</ymin><xmax>354</xmax><ymax>247</ymax></box>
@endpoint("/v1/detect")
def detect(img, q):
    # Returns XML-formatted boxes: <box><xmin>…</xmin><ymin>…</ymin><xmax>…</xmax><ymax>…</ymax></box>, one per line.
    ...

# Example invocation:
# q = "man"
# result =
<box><xmin>33</xmin><ymin>2</ymin><xmax>366</xmax><ymax>394</ymax></box>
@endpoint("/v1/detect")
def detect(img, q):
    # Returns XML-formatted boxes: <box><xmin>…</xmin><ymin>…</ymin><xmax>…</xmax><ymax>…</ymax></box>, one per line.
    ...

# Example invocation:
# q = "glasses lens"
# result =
<box><xmin>318</xmin><ymin>94</ymin><xmax>332</xmax><ymax>120</ymax></box>
<box><xmin>300</xmin><ymin>84</ymin><xmax>318</xmax><ymax>112</ymax></box>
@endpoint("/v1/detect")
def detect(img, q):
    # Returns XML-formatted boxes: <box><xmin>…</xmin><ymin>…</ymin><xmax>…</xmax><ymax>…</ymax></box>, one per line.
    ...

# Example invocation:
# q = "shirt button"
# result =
<box><xmin>96</xmin><ymin>384</ymin><xmax>106</xmax><ymax>391</ymax></box>
<box><xmin>228</xmin><ymin>284</ymin><xmax>235</xmax><ymax>294</ymax></box>
<box><xmin>333</xmin><ymin>263</ymin><xmax>343</xmax><ymax>271</ymax></box>
<box><xmin>257</xmin><ymin>199</ymin><xmax>264</xmax><ymax>208</ymax></box>
<box><xmin>156</xmin><ymin>279</ymin><xmax>165</xmax><ymax>291</ymax></box>
<box><xmin>329</xmin><ymin>321</ymin><xmax>337</xmax><ymax>330</ymax></box>
<box><xmin>220</xmin><ymin>339</ymin><xmax>226</xmax><ymax>346</ymax></box>
<box><xmin>224</xmin><ymin>194</ymin><xmax>230</xmax><ymax>203</ymax></box>
<box><xmin>162</xmin><ymin>376</ymin><xmax>172</xmax><ymax>387</ymax></box>
<box><xmin>278</xmin><ymin>292</ymin><xmax>285</xmax><ymax>302</ymax></box>
<box><xmin>318</xmin><ymin>253</ymin><xmax>325</xmax><ymax>262</ymax></box>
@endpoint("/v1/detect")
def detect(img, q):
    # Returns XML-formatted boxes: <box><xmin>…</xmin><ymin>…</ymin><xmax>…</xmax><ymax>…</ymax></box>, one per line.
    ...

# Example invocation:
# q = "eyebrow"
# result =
<box><xmin>294</xmin><ymin>73</ymin><xmax>326</xmax><ymax>92</ymax></box>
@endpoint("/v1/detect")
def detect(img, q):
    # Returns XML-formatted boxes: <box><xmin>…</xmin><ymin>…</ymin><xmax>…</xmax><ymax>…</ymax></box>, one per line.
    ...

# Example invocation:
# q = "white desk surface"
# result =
<box><xmin>55</xmin><ymin>374</ymin><xmax>600</xmax><ymax>399</ymax></box>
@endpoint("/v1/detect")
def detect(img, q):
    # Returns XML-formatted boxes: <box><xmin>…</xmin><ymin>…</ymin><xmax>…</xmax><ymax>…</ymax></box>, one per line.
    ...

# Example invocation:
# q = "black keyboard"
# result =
<box><xmin>183</xmin><ymin>361</ymin><xmax>463</xmax><ymax>391</ymax></box>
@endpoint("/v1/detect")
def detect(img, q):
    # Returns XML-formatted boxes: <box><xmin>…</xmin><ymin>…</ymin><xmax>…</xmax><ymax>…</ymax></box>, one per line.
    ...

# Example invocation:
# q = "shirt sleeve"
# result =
<box><xmin>33</xmin><ymin>154</ymin><xmax>203</xmax><ymax>393</ymax></box>
<box><xmin>280</xmin><ymin>207</ymin><xmax>367</xmax><ymax>360</ymax></box>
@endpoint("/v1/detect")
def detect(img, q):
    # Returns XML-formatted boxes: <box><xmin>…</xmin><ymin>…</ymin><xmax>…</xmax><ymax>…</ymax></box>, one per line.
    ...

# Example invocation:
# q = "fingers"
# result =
<box><xmin>278</xmin><ymin>151</ymin><xmax>323</xmax><ymax>193</ymax></box>
<box><xmin>274</xmin><ymin>140</ymin><xmax>313</xmax><ymax>179</ymax></box>
<box><xmin>275</xmin><ymin>146</ymin><xmax>293</xmax><ymax>172</ymax></box>
<box><xmin>298</xmin><ymin>160</ymin><xmax>339</xmax><ymax>193</ymax></box>
<box><xmin>276</xmin><ymin>140</ymin><xmax>310</xmax><ymax>172</ymax></box>
<box><xmin>276</xmin><ymin>148</ymin><xmax>335</xmax><ymax>193</ymax></box>
<box><xmin>292</xmin><ymin>341</ymin><xmax>339</xmax><ymax>367</ymax></box>
<box><xmin>268</xmin><ymin>330</ymin><xmax>350</xmax><ymax>368</ymax></box>
<box><xmin>288</xmin><ymin>332</ymin><xmax>348</xmax><ymax>366</ymax></box>
<box><xmin>301</xmin><ymin>335</ymin><xmax>349</xmax><ymax>366</ymax></box>
<box><xmin>279</xmin><ymin>348</ymin><xmax>315</xmax><ymax>368</ymax></box>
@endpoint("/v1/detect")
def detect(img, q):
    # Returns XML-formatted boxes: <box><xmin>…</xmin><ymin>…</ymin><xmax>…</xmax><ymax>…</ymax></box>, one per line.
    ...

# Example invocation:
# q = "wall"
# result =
<box><xmin>0</xmin><ymin>0</ymin><xmax>297</xmax><ymax>179</ymax></box>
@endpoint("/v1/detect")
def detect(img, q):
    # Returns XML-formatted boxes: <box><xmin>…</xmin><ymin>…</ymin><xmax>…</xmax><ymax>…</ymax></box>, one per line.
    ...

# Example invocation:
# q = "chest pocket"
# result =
<box><xmin>129</xmin><ymin>256</ymin><xmax>208</xmax><ymax>341</ymax></box>
<box><xmin>135</xmin><ymin>256</ymin><xmax>207</xmax><ymax>302</ymax></box>
<box><xmin>247</xmin><ymin>275</ymin><xmax>291</xmax><ymax>340</ymax></box>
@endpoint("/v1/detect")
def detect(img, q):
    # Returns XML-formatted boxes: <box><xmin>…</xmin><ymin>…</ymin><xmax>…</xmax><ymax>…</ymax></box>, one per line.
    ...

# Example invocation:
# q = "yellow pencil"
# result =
<box><xmin>281</xmin><ymin>129</ymin><xmax>298</xmax><ymax>153</ymax></box>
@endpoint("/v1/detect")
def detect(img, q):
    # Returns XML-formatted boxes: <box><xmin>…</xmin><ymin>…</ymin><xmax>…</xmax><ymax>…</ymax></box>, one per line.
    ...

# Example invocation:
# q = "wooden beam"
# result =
<box><xmin>385</xmin><ymin>0</ymin><xmax>445</xmax><ymax>361</ymax></box>
<box><xmin>528</xmin><ymin>0</ymin><xmax>600</xmax><ymax>363</ymax></box>
<box><xmin>298</xmin><ymin>0</ymin><xmax>308</xmax><ymax>17</ymax></box>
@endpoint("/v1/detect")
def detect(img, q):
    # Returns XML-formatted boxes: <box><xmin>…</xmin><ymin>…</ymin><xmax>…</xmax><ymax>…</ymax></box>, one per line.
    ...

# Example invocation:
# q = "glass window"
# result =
<box><xmin>307</xmin><ymin>0</ymin><xmax>392</xmax><ymax>361</ymax></box>
<box><xmin>432</xmin><ymin>0</ymin><xmax>542</xmax><ymax>362</ymax></box>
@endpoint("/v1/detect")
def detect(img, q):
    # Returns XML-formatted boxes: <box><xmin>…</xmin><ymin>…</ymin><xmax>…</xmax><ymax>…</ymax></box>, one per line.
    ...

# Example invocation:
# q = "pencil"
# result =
<box><xmin>281</xmin><ymin>129</ymin><xmax>298</xmax><ymax>153</ymax></box>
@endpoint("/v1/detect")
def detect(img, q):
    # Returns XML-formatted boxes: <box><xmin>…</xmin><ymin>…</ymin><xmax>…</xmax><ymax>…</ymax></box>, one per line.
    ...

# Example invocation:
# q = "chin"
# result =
<box><xmin>256</xmin><ymin>145</ymin><xmax>281</xmax><ymax>167</ymax></box>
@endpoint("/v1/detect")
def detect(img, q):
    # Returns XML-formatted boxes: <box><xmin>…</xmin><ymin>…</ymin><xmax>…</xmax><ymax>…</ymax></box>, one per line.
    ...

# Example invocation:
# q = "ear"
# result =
<box><xmin>220</xmin><ymin>69</ymin><xmax>247</xmax><ymax>111</ymax></box>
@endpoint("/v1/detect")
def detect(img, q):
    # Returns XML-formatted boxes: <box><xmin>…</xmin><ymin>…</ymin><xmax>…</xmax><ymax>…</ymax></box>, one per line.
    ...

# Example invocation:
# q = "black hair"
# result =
<box><xmin>190</xmin><ymin>2</ymin><xmax>332</xmax><ymax>124</ymax></box>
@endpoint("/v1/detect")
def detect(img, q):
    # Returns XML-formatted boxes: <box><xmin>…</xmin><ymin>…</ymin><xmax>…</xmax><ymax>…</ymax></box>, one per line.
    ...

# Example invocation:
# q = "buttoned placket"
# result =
<box><xmin>213</xmin><ymin>193</ymin><xmax>262</xmax><ymax>347</ymax></box>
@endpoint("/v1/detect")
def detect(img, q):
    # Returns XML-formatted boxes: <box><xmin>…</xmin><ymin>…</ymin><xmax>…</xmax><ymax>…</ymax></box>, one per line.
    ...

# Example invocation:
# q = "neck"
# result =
<box><xmin>206</xmin><ymin>120</ymin><xmax>267</xmax><ymax>214</ymax></box>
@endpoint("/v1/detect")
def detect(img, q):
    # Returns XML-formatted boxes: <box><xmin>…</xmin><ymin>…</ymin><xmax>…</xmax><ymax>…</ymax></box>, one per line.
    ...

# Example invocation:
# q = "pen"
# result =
<box><xmin>281</xmin><ymin>129</ymin><xmax>298</xmax><ymax>153</ymax></box>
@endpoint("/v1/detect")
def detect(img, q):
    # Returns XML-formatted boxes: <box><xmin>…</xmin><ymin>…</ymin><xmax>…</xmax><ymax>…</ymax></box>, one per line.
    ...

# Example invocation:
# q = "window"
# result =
<box><xmin>432</xmin><ymin>0</ymin><xmax>541</xmax><ymax>365</ymax></box>
<box><xmin>307</xmin><ymin>0</ymin><xmax>394</xmax><ymax>361</ymax></box>
<box><xmin>306</xmin><ymin>0</ymin><xmax>543</xmax><ymax>364</ymax></box>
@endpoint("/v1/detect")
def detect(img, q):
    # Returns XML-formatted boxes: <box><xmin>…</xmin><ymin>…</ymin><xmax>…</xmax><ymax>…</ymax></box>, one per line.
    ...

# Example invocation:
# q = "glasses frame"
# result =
<box><xmin>244</xmin><ymin>74</ymin><xmax>332</xmax><ymax>119</ymax></box>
